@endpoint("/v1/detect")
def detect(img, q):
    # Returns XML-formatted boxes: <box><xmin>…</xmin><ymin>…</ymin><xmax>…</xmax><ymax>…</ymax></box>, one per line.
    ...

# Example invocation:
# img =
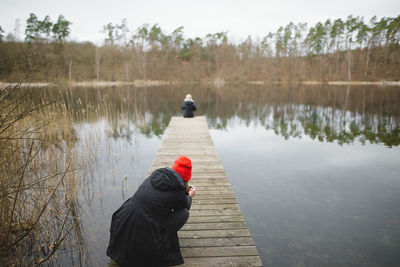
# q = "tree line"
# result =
<box><xmin>0</xmin><ymin>13</ymin><xmax>399</xmax><ymax>82</ymax></box>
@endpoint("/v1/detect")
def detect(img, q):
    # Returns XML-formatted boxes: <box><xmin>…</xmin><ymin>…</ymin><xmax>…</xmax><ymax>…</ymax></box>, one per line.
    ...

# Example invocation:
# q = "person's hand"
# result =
<box><xmin>189</xmin><ymin>185</ymin><xmax>196</xmax><ymax>198</ymax></box>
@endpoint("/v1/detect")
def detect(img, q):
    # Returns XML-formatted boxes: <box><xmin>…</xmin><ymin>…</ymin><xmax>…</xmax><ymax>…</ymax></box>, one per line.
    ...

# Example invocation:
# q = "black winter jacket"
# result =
<box><xmin>182</xmin><ymin>100</ymin><xmax>196</xmax><ymax>117</ymax></box>
<box><xmin>106</xmin><ymin>168</ymin><xmax>192</xmax><ymax>267</ymax></box>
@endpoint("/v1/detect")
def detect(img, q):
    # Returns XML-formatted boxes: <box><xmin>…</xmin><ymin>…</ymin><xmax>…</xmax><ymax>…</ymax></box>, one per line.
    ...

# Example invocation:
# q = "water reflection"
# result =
<box><xmin>210</xmin><ymin>117</ymin><xmax>400</xmax><ymax>266</ymax></box>
<box><xmin>38</xmin><ymin>84</ymin><xmax>400</xmax><ymax>147</ymax></box>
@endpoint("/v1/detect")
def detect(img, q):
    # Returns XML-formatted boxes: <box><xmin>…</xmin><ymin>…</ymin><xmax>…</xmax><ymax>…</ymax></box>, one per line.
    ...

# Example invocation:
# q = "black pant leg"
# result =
<box><xmin>169</xmin><ymin>208</ymin><xmax>189</xmax><ymax>232</ymax></box>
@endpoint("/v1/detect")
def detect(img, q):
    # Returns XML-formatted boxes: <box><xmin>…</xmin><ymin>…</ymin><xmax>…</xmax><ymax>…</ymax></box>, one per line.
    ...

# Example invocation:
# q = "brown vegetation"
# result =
<box><xmin>0</xmin><ymin>83</ymin><xmax>87</xmax><ymax>265</ymax></box>
<box><xmin>0</xmin><ymin>15</ymin><xmax>399</xmax><ymax>83</ymax></box>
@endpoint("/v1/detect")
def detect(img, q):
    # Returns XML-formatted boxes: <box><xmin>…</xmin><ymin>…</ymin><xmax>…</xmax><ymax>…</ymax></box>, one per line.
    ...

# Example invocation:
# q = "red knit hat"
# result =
<box><xmin>172</xmin><ymin>156</ymin><xmax>192</xmax><ymax>181</ymax></box>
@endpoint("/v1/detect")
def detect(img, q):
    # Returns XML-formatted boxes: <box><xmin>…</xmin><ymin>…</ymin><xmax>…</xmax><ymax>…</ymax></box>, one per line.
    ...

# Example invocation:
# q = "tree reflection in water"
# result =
<box><xmin>37</xmin><ymin>84</ymin><xmax>400</xmax><ymax>147</ymax></box>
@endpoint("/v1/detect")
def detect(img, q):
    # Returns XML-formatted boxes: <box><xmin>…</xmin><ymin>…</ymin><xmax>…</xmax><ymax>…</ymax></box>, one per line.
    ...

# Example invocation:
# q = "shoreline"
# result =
<box><xmin>1</xmin><ymin>79</ymin><xmax>400</xmax><ymax>88</ymax></box>
<box><xmin>0</xmin><ymin>80</ymin><xmax>172</xmax><ymax>88</ymax></box>
<box><xmin>253</xmin><ymin>80</ymin><xmax>400</xmax><ymax>86</ymax></box>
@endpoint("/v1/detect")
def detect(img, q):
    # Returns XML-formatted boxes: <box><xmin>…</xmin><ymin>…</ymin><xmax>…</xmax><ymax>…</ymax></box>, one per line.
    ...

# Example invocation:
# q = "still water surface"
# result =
<box><xmin>40</xmin><ymin>85</ymin><xmax>400</xmax><ymax>266</ymax></box>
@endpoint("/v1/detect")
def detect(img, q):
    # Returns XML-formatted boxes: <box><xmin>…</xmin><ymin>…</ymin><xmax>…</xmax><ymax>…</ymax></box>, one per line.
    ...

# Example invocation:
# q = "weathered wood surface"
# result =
<box><xmin>147</xmin><ymin>116</ymin><xmax>262</xmax><ymax>266</ymax></box>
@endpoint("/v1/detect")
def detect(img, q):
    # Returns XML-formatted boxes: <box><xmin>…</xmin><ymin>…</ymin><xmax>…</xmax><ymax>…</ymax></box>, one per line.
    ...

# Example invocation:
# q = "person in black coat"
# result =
<box><xmin>106</xmin><ymin>156</ymin><xmax>197</xmax><ymax>267</ymax></box>
<box><xmin>182</xmin><ymin>94</ymin><xmax>196</xmax><ymax>118</ymax></box>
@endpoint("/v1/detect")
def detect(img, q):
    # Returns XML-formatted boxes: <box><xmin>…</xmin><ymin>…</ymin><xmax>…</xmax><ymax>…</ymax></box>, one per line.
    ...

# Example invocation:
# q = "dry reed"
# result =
<box><xmin>0</xmin><ymin>82</ymin><xmax>87</xmax><ymax>266</ymax></box>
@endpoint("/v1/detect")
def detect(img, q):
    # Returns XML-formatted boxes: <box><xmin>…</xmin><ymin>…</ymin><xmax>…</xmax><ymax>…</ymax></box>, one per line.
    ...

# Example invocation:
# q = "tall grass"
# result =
<box><xmin>0</xmin><ymin>82</ymin><xmax>87</xmax><ymax>266</ymax></box>
<box><xmin>0</xmin><ymin>82</ymin><xmax>151</xmax><ymax>265</ymax></box>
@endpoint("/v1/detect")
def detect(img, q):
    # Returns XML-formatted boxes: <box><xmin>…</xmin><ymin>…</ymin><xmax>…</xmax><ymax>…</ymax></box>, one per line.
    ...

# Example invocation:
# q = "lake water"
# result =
<box><xmin>37</xmin><ymin>85</ymin><xmax>400</xmax><ymax>266</ymax></box>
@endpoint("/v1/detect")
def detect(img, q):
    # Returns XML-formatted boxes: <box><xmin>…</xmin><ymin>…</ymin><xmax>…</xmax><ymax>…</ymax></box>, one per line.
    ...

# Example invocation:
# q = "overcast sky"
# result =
<box><xmin>1</xmin><ymin>0</ymin><xmax>399</xmax><ymax>44</ymax></box>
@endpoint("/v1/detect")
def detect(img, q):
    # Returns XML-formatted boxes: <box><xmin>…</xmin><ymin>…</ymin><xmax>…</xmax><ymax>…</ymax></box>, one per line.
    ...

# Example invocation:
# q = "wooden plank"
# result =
<box><xmin>190</xmin><ymin>204</ymin><xmax>240</xmax><ymax>210</ymax></box>
<box><xmin>157</xmin><ymin>150</ymin><xmax>217</xmax><ymax>154</ymax></box>
<box><xmin>186</xmin><ymin>182</ymin><xmax>231</xmax><ymax>187</ymax></box>
<box><xmin>188</xmin><ymin>178</ymin><xmax>231</xmax><ymax>183</ymax></box>
<box><xmin>181</xmin><ymin>246</ymin><xmax>259</xmax><ymax>257</ymax></box>
<box><xmin>191</xmin><ymin>175</ymin><xmax>227</xmax><ymax>178</ymax></box>
<box><xmin>194</xmin><ymin>189</ymin><xmax>234</xmax><ymax>194</ymax></box>
<box><xmin>153</xmin><ymin>156</ymin><xmax>221</xmax><ymax>162</ymax></box>
<box><xmin>155</xmin><ymin>152</ymin><xmax>220</xmax><ymax>156</ymax></box>
<box><xmin>153</xmin><ymin>165</ymin><xmax>226</xmax><ymax>171</ymax></box>
<box><xmin>191</xmin><ymin>195</ymin><xmax>237</xmax><ymax>201</ymax></box>
<box><xmin>147</xmin><ymin>116</ymin><xmax>262</xmax><ymax>266</ymax></box>
<box><xmin>178</xmin><ymin>229</ymin><xmax>251</xmax><ymax>238</ymax></box>
<box><xmin>189</xmin><ymin>209</ymin><xmax>242</xmax><ymax>216</ymax></box>
<box><xmin>159</xmin><ymin>145</ymin><xmax>216</xmax><ymax>150</ymax></box>
<box><xmin>151</xmin><ymin>160</ymin><xmax>223</xmax><ymax>166</ymax></box>
<box><xmin>159</xmin><ymin>143</ymin><xmax>214</xmax><ymax>146</ymax></box>
<box><xmin>193</xmin><ymin>199</ymin><xmax>238</xmax><ymax>204</ymax></box>
<box><xmin>192</xmin><ymin>200</ymin><xmax>237</xmax><ymax>205</ymax></box>
<box><xmin>192</xmin><ymin>193</ymin><xmax>235</xmax><ymax>198</ymax></box>
<box><xmin>191</xmin><ymin>170</ymin><xmax>227</xmax><ymax>174</ymax></box>
<box><xmin>191</xmin><ymin>186</ymin><xmax>230</xmax><ymax>190</ymax></box>
<box><xmin>190</xmin><ymin>185</ymin><xmax>232</xmax><ymax>190</ymax></box>
<box><xmin>148</xmin><ymin>170</ymin><xmax>230</xmax><ymax>176</ymax></box>
<box><xmin>147</xmin><ymin>170</ymin><xmax>227</xmax><ymax>176</ymax></box>
<box><xmin>190</xmin><ymin>194</ymin><xmax>236</xmax><ymax>199</ymax></box>
<box><xmin>182</xmin><ymin>256</ymin><xmax>263</xmax><ymax>267</ymax></box>
<box><xmin>180</xmin><ymin>237</ymin><xmax>255</xmax><ymax>247</ymax></box>
<box><xmin>181</xmin><ymin>222</ymin><xmax>248</xmax><ymax>231</ymax></box>
<box><xmin>187</xmin><ymin>215</ymin><xmax>245</xmax><ymax>223</ymax></box>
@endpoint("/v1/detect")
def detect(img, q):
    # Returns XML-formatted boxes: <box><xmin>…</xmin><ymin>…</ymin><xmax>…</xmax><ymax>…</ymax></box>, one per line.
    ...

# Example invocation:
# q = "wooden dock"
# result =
<box><xmin>147</xmin><ymin>116</ymin><xmax>262</xmax><ymax>266</ymax></box>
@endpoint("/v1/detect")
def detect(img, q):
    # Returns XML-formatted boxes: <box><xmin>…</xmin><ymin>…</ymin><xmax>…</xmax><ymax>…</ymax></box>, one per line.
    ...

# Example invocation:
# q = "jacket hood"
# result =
<box><xmin>184</xmin><ymin>100</ymin><xmax>194</xmax><ymax>106</ymax></box>
<box><xmin>150</xmin><ymin>167</ymin><xmax>185</xmax><ymax>191</ymax></box>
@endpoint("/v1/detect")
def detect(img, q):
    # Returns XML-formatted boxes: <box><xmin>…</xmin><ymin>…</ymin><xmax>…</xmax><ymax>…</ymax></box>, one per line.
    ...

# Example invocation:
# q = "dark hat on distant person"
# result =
<box><xmin>172</xmin><ymin>156</ymin><xmax>192</xmax><ymax>181</ymax></box>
